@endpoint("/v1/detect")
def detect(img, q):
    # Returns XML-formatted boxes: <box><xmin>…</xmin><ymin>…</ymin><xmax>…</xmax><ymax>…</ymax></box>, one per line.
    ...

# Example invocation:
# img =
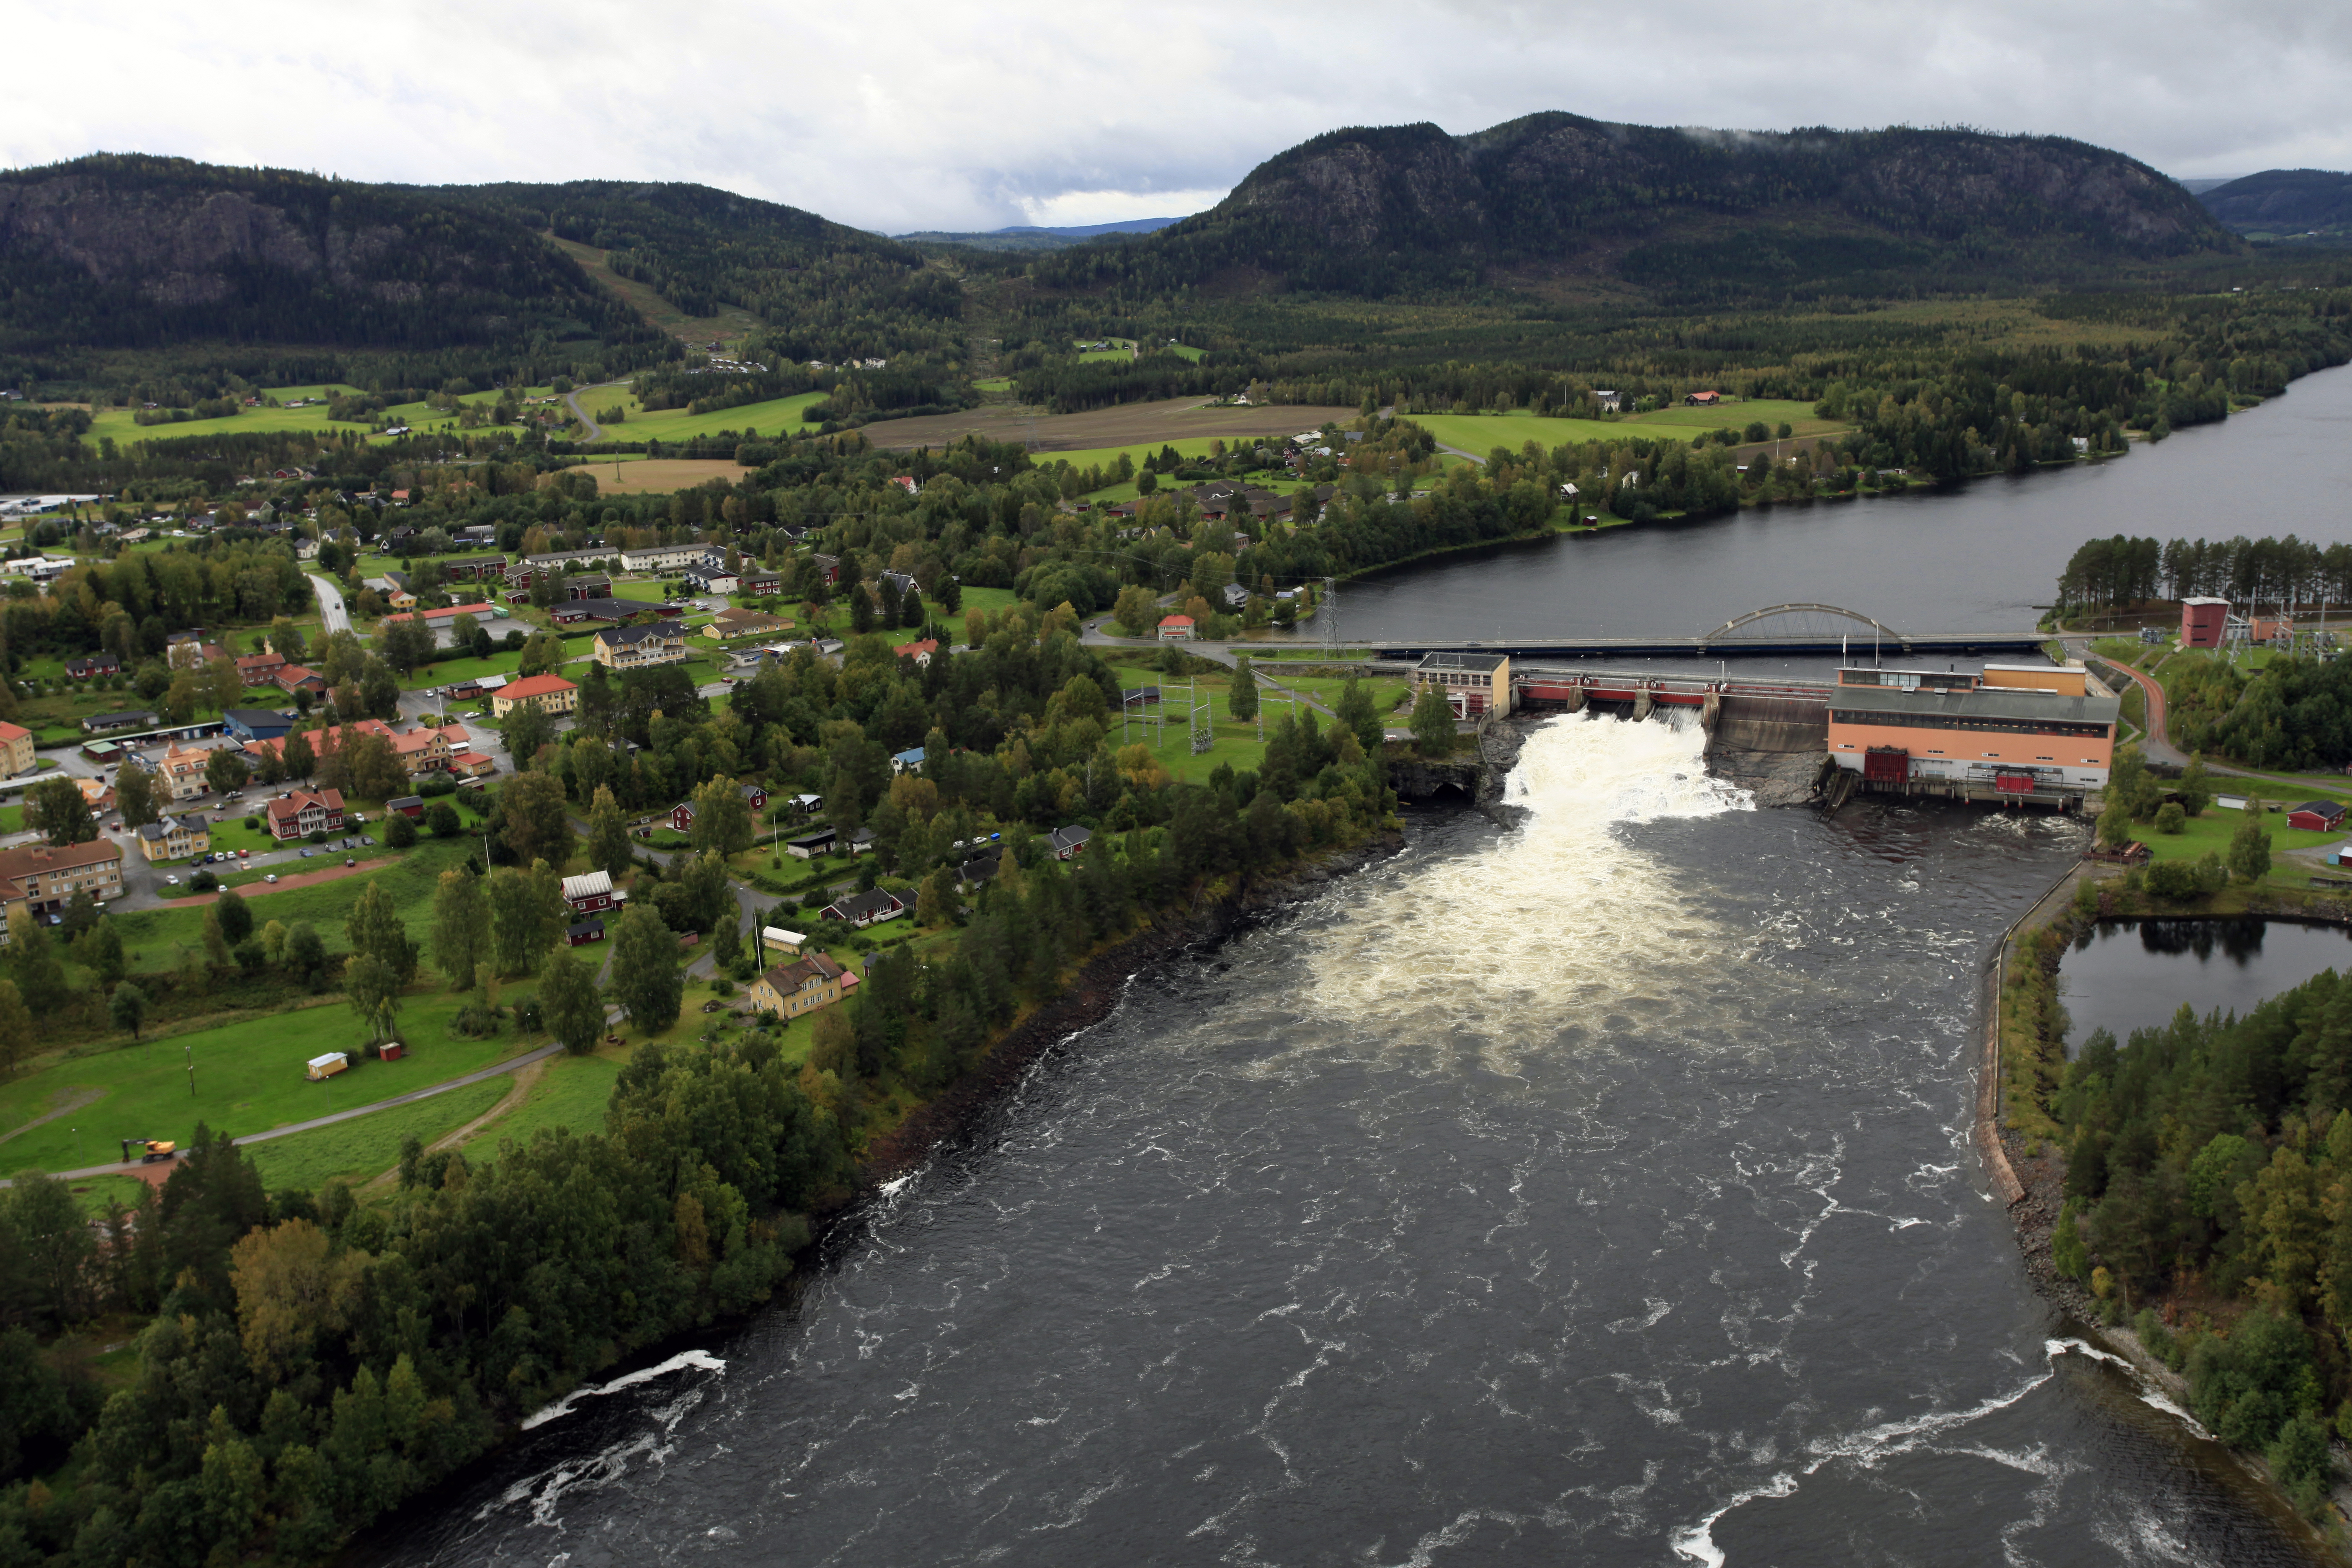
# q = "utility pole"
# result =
<box><xmin>184</xmin><ymin>1042</ymin><xmax>195</xmax><ymax>1099</ymax></box>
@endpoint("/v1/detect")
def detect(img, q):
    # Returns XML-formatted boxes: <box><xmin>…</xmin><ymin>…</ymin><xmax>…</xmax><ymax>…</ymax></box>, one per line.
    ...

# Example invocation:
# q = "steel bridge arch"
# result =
<box><xmin>1699</xmin><ymin>603</ymin><xmax>1908</xmax><ymax>648</ymax></box>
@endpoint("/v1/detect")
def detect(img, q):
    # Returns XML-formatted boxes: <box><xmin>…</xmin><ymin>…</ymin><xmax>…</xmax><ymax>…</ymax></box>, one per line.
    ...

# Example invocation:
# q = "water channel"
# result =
<box><xmin>375</xmin><ymin>371</ymin><xmax>2352</xmax><ymax>1565</ymax></box>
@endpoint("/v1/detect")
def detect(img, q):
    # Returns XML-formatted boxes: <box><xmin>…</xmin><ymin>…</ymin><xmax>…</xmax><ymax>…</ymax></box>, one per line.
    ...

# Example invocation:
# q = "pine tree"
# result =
<box><xmin>1228</xmin><ymin>656</ymin><xmax>1259</xmax><ymax>722</ymax></box>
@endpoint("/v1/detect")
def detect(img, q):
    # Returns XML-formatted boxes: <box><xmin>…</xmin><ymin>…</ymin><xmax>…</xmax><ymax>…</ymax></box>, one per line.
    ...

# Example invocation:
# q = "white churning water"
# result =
<box><xmin>1307</xmin><ymin>712</ymin><xmax>1752</xmax><ymax>1050</ymax></box>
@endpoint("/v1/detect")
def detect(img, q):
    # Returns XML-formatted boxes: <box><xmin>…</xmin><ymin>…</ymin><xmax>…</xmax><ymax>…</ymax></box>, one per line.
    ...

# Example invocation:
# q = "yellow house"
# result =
<box><xmin>593</xmin><ymin>622</ymin><xmax>689</xmax><ymax>670</ymax></box>
<box><xmin>490</xmin><ymin>674</ymin><xmax>578</xmax><ymax>717</ymax></box>
<box><xmin>0</xmin><ymin>722</ymin><xmax>34</xmax><ymax>779</ymax></box>
<box><xmin>747</xmin><ymin>952</ymin><xmax>846</xmax><ymax>1019</ymax></box>
<box><xmin>135</xmin><ymin>814</ymin><xmax>210</xmax><ymax>862</ymax></box>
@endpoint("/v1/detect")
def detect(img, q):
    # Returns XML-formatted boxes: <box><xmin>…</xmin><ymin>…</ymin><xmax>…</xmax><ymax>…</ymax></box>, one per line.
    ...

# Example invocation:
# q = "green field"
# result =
<box><xmin>974</xmin><ymin>377</ymin><xmax>1014</xmax><ymax>393</ymax></box>
<box><xmin>243</xmin><ymin>1078</ymin><xmax>512</xmax><ymax>1191</ymax></box>
<box><xmin>619</xmin><ymin>390</ymin><xmax>828</xmax><ymax>445</ymax></box>
<box><xmin>88</xmin><ymin>384</ymin><xmax>564</xmax><ymax>449</ymax></box>
<box><xmin>461</xmin><ymin>1052</ymin><xmax>620</xmax><ymax>1159</ymax></box>
<box><xmin>112</xmin><ymin>834</ymin><xmax>486</xmax><ymax>975</ymax></box>
<box><xmin>0</xmin><ymin>991</ymin><xmax>539</xmax><ymax>1179</ymax></box>
<box><xmin>1406</xmin><ymin>400</ymin><xmax>1842</xmax><ymax>457</ymax></box>
<box><xmin>2141</xmin><ymin>799</ymin><xmax>2347</xmax><ymax>885</ymax></box>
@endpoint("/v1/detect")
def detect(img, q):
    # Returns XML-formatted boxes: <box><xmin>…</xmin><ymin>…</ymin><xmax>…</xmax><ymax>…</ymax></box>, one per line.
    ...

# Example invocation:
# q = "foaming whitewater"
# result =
<box><xmin>1308</xmin><ymin>711</ymin><xmax>1749</xmax><ymax>1047</ymax></box>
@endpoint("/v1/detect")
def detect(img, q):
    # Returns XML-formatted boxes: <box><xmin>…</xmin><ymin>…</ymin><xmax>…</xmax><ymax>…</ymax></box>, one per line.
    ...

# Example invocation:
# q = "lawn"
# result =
<box><xmin>2139</xmin><ymin>799</ymin><xmax>2346</xmax><ymax>884</ymax></box>
<box><xmin>459</xmin><ymin>1051</ymin><xmax>621</xmax><ymax>1163</ymax></box>
<box><xmin>407</xmin><ymin>649</ymin><xmax>527</xmax><ymax>690</ymax></box>
<box><xmin>619</xmin><ymin>390</ymin><xmax>828</xmax><ymax>445</ymax></box>
<box><xmin>974</xmin><ymin>377</ymin><xmax>1013</xmax><ymax>393</ymax></box>
<box><xmin>243</xmin><ymin>1078</ymin><xmax>512</xmax><ymax>1191</ymax></box>
<box><xmin>1406</xmin><ymin>400</ymin><xmax>1844</xmax><ymax>457</ymax></box>
<box><xmin>0</xmin><ymin>990</ymin><xmax>539</xmax><ymax>1179</ymax></box>
<box><xmin>113</xmin><ymin>834</ymin><xmax>485</xmax><ymax>975</ymax></box>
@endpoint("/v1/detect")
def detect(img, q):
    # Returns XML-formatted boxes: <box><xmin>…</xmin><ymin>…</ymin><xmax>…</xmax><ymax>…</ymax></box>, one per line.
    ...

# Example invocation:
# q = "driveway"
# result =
<box><xmin>309</xmin><ymin>574</ymin><xmax>351</xmax><ymax>636</ymax></box>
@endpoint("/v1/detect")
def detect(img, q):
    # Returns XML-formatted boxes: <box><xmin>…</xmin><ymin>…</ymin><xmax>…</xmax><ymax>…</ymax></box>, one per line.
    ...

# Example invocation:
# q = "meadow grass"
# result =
<box><xmin>0</xmin><ymin>990</ymin><xmax>537</xmax><ymax>1178</ymax></box>
<box><xmin>619</xmin><ymin>390</ymin><xmax>828</xmax><ymax>445</ymax></box>
<box><xmin>1406</xmin><ymin>400</ymin><xmax>1840</xmax><ymax>456</ymax></box>
<box><xmin>111</xmin><ymin>835</ymin><xmax>483</xmax><ymax>974</ymax></box>
<box><xmin>242</xmin><ymin>1078</ymin><xmax>511</xmax><ymax>1191</ymax></box>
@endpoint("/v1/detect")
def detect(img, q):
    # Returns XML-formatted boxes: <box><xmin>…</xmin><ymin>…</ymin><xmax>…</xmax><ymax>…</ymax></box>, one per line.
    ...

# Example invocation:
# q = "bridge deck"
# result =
<box><xmin>1366</xmin><ymin>631</ymin><xmax>2045</xmax><ymax>659</ymax></box>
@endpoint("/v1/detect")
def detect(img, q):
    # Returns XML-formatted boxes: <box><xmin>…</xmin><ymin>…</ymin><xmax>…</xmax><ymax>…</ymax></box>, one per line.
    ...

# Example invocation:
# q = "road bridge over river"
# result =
<box><xmin>1357</xmin><ymin>604</ymin><xmax>2048</xmax><ymax>661</ymax></box>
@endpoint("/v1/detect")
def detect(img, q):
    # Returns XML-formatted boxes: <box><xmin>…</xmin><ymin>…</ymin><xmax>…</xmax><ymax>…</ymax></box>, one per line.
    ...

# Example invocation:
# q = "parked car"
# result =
<box><xmin>361</xmin><ymin>836</ymin><xmax>375</xmax><ymax>846</ymax></box>
<box><xmin>165</xmin><ymin>874</ymin><xmax>178</xmax><ymax>885</ymax></box>
<box><xmin>344</xmin><ymin>857</ymin><xmax>356</xmax><ymax>867</ymax></box>
<box><xmin>299</xmin><ymin>848</ymin><xmax>313</xmax><ymax>858</ymax></box>
<box><xmin>237</xmin><ymin>848</ymin><xmax>250</xmax><ymax>859</ymax></box>
<box><xmin>265</xmin><ymin>873</ymin><xmax>278</xmax><ymax>883</ymax></box>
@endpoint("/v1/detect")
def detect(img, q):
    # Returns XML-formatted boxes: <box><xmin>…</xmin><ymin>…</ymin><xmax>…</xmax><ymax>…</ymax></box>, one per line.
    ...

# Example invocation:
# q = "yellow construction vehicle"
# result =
<box><xmin>120</xmin><ymin>1137</ymin><xmax>176</xmax><ymax>1164</ymax></box>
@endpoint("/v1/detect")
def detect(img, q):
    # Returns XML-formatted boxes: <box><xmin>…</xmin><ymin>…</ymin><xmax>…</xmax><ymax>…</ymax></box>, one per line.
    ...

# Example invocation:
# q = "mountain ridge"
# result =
<box><xmin>1032</xmin><ymin>112</ymin><xmax>2241</xmax><ymax>300</ymax></box>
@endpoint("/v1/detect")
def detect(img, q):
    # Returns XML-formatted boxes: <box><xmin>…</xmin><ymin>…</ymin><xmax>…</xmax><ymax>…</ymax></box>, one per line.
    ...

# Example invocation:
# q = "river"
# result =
<box><xmin>374</xmin><ymin>717</ymin><xmax>2323</xmax><ymax>1567</ymax></box>
<box><xmin>1331</xmin><ymin>363</ymin><xmax>2352</xmax><ymax>643</ymax></box>
<box><xmin>370</xmin><ymin>374</ymin><xmax>2352</xmax><ymax>1565</ymax></box>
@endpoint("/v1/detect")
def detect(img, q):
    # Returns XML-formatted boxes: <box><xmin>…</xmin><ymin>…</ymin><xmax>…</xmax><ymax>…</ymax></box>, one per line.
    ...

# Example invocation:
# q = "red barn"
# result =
<box><xmin>2288</xmin><ymin>801</ymin><xmax>2346</xmax><ymax>832</ymax></box>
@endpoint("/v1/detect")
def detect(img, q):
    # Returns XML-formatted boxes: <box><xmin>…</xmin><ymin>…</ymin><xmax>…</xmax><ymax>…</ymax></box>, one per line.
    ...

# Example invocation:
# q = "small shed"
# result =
<box><xmin>566</xmin><ymin>918</ymin><xmax>606</xmax><ymax>945</ymax></box>
<box><xmin>2326</xmin><ymin>842</ymin><xmax>2352</xmax><ymax>868</ymax></box>
<box><xmin>762</xmin><ymin>926</ymin><xmax>806</xmax><ymax>959</ymax></box>
<box><xmin>2289</xmin><ymin>801</ymin><xmax>2347</xmax><ymax>833</ymax></box>
<box><xmin>384</xmin><ymin>795</ymin><xmax>425</xmax><ymax>819</ymax></box>
<box><xmin>785</xmin><ymin>828</ymin><xmax>837</xmax><ymax>859</ymax></box>
<box><xmin>306</xmin><ymin>1052</ymin><xmax>349</xmax><ymax>1080</ymax></box>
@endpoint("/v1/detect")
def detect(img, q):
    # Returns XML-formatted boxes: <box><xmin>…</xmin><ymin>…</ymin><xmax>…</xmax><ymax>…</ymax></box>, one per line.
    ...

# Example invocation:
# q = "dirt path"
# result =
<box><xmin>160</xmin><ymin>856</ymin><xmax>395</xmax><ymax>908</ymax></box>
<box><xmin>0</xmin><ymin>1086</ymin><xmax>103</xmax><ymax>1147</ymax></box>
<box><xmin>9</xmin><ymin>1042</ymin><xmax>565</xmax><ymax>1186</ymax></box>
<box><xmin>362</xmin><ymin>1056</ymin><xmax>550</xmax><ymax>1189</ymax></box>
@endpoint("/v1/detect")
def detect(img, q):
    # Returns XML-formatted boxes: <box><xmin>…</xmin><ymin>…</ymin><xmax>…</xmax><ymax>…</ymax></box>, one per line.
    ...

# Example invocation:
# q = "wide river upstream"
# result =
<box><xmin>377</xmin><ymin>373</ymin><xmax>2352</xmax><ymax>1565</ymax></box>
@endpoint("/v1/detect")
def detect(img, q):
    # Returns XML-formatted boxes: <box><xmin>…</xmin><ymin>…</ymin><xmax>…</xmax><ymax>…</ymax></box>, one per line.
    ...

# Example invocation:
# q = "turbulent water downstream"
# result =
<box><xmin>378</xmin><ymin>717</ymin><xmax>2329</xmax><ymax>1566</ymax></box>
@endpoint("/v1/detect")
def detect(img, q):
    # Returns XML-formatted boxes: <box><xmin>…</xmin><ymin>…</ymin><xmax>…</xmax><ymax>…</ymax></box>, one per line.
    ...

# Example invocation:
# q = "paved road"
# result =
<box><xmin>564</xmin><ymin>380</ymin><xmax>627</xmax><ymax>441</ymax></box>
<box><xmin>2070</xmin><ymin>636</ymin><xmax>2352</xmax><ymax>795</ymax></box>
<box><xmin>5</xmin><ymin>1042</ymin><xmax>566</xmax><ymax>1186</ymax></box>
<box><xmin>309</xmin><ymin>573</ymin><xmax>351</xmax><ymax>636</ymax></box>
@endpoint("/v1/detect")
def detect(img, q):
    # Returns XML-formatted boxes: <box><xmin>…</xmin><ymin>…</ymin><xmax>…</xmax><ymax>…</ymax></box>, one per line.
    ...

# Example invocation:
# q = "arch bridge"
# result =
<box><xmin>1698</xmin><ymin>604</ymin><xmax>1908</xmax><ymax>652</ymax></box>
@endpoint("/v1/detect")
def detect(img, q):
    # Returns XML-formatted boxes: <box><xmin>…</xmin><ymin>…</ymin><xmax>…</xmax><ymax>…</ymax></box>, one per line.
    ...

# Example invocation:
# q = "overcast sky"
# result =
<box><xmin>6</xmin><ymin>1</ymin><xmax>2347</xmax><ymax>234</ymax></box>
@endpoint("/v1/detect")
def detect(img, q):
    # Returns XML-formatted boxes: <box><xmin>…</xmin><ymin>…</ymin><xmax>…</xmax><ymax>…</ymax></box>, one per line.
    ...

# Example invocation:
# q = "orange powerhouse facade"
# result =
<box><xmin>1827</xmin><ymin>663</ymin><xmax>2117</xmax><ymax>799</ymax></box>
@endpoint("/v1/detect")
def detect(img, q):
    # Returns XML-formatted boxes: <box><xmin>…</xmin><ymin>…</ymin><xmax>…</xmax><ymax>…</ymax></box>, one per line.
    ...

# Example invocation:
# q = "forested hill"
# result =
<box><xmin>450</xmin><ymin>181</ymin><xmax>965</xmax><ymax>361</ymax></box>
<box><xmin>2197</xmin><ymin>169</ymin><xmax>2352</xmax><ymax>239</ymax></box>
<box><xmin>1033</xmin><ymin>113</ymin><xmax>2241</xmax><ymax>300</ymax></box>
<box><xmin>0</xmin><ymin>155</ymin><xmax>661</xmax><ymax>372</ymax></box>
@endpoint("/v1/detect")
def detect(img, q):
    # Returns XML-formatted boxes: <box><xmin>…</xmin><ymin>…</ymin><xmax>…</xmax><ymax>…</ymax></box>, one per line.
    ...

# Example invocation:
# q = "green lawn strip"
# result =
<box><xmin>1406</xmin><ymin>400</ymin><xmax>1836</xmax><ymax>455</ymax></box>
<box><xmin>0</xmin><ymin>990</ymin><xmax>534</xmax><ymax>1178</ymax></box>
<box><xmin>2138</xmin><ymin>802</ymin><xmax>2345</xmax><ymax>885</ymax></box>
<box><xmin>460</xmin><ymin>1052</ymin><xmax>621</xmax><ymax>1163</ymax></box>
<box><xmin>617</xmin><ymin>389</ymin><xmax>827</xmax><ymax>445</ymax></box>
<box><xmin>974</xmin><ymin>377</ymin><xmax>1013</xmax><ymax>392</ymax></box>
<box><xmin>405</xmin><ymin>650</ymin><xmax>527</xmax><ymax>690</ymax></box>
<box><xmin>243</xmin><ymin>1078</ymin><xmax>513</xmax><ymax>1191</ymax></box>
<box><xmin>113</xmin><ymin>836</ymin><xmax>481</xmax><ymax>974</ymax></box>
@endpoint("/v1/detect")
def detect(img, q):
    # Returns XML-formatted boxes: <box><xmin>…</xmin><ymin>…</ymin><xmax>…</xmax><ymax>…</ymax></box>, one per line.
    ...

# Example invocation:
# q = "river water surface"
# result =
<box><xmin>378</xmin><ymin>717</ymin><xmax>2326</xmax><ymax>1567</ymax></box>
<box><xmin>1331</xmin><ymin>363</ymin><xmax>2352</xmax><ymax>642</ymax></box>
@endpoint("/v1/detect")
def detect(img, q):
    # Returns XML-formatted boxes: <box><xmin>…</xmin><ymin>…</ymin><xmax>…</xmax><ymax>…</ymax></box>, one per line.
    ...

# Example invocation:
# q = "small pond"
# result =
<box><xmin>2059</xmin><ymin>918</ymin><xmax>2352</xmax><ymax>1052</ymax></box>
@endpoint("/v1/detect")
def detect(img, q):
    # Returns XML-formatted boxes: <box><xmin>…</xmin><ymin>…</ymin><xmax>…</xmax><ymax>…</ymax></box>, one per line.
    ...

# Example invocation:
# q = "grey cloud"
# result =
<box><xmin>3</xmin><ymin>0</ymin><xmax>2347</xmax><ymax>231</ymax></box>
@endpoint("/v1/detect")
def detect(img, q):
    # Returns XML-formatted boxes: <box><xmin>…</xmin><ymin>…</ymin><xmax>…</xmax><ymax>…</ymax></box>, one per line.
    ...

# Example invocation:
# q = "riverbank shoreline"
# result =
<box><xmin>1984</xmin><ymin>874</ymin><xmax>2352</xmax><ymax>1558</ymax></box>
<box><xmin>853</xmin><ymin>826</ymin><xmax>1408</xmax><ymax>1187</ymax></box>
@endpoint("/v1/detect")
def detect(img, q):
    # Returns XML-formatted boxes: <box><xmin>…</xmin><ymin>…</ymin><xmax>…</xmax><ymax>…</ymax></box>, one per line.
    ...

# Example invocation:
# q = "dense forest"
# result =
<box><xmin>459</xmin><ymin>181</ymin><xmax>966</xmax><ymax>365</ymax></box>
<box><xmin>2046</xmin><ymin>965</ymin><xmax>2352</xmax><ymax>1514</ymax></box>
<box><xmin>2056</xmin><ymin>532</ymin><xmax>2352</xmax><ymax>609</ymax></box>
<box><xmin>0</xmin><ymin>157</ymin><xmax>665</xmax><ymax>389</ymax></box>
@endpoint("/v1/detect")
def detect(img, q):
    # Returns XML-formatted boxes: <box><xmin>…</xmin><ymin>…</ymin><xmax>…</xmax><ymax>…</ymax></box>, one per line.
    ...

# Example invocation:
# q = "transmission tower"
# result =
<box><xmin>1191</xmin><ymin>679</ymin><xmax>1215</xmax><ymax>755</ymax></box>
